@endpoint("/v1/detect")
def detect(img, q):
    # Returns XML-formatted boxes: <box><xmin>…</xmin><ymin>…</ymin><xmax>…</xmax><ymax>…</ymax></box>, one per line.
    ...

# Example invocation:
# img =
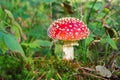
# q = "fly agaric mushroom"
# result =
<box><xmin>47</xmin><ymin>17</ymin><xmax>89</xmax><ymax>60</ymax></box>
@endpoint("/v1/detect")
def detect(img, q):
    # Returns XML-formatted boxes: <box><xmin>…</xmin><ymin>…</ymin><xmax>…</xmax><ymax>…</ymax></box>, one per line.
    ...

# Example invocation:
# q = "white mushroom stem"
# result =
<box><xmin>62</xmin><ymin>41</ymin><xmax>79</xmax><ymax>60</ymax></box>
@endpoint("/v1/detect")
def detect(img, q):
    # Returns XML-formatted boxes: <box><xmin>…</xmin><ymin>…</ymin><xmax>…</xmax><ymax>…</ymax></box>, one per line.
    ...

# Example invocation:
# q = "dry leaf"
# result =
<box><xmin>96</xmin><ymin>65</ymin><xmax>112</xmax><ymax>78</ymax></box>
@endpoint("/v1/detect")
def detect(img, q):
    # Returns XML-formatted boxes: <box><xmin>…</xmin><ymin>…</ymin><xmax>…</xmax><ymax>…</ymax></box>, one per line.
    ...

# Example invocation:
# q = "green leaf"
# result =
<box><xmin>13</xmin><ymin>21</ymin><xmax>26</xmax><ymax>40</ymax></box>
<box><xmin>85</xmin><ymin>34</ymin><xmax>94</xmax><ymax>46</ymax></box>
<box><xmin>29</xmin><ymin>42</ymin><xmax>40</xmax><ymax>48</ymax></box>
<box><xmin>85</xmin><ymin>37</ymin><xmax>94</xmax><ymax>46</ymax></box>
<box><xmin>29</xmin><ymin>40</ymin><xmax>52</xmax><ymax>48</ymax></box>
<box><xmin>107</xmin><ymin>38</ymin><xmax>118</xmax><ymax>50</ymax></box>
<box><xmin>41</xmin><ymin>0</ymin><xmax>56</xmax><ymax>3</ymax></box>
<box><xmin>93</xmin><ymin>2</ymin><xmax>102</xmax><ymax>10</ymax></box>
<box><xmin>100</xmin><ymin>37</ymin><xmax>118</xmax><ymax>50</ymax></box>
<box><xmin>100</xmin><ymin>38</ymin><xmax>107</xmax><ymax>44</ymax></box>
<box><xmin>11</xmin><ymin>25</ymin><xmax>21</xmax><ymax>40</ymax></box>
<box><xmin>3</xmin><ymin>33</ymin><xmax>25</xmax><ymax>56</ymax></box>
<box><xmin>55</xmin><ymin>44</ymin><xmax>62</xmax><ymax>58</ymax></box>
<box><xmin>0</xmin><ymin>31</ymin><xmax>4</xmax><ymax>38</ymax></box>
<box><xmin>37</xmin><ymin>40</ymin><xmax>52</xmax><ymax>47</ymax></box>
<box><xmin>0</xmin><ymin>31</ymin><xmax>7</xmax><ymax>54</ymax></box>
<box><xmin>103</xmin><ymin>8</ymin><xmax>110</xmax><ymax>13</ymax></box>
<box><xmin>0</xmin><ymin>6</ymin><xmax>5</xmax><ymax>19</ymax></box>
<box><xmin>4</xmin><ymin>9</ymin><xmax>14</xmax><ymax>21</ymax></box>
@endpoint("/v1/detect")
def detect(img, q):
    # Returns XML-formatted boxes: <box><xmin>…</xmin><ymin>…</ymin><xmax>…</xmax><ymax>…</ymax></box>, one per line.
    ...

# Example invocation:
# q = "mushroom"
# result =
<box><xmin>47</xmin><ymin>17</ymin><xmax>89</xmax><ymax>60</ymax></box>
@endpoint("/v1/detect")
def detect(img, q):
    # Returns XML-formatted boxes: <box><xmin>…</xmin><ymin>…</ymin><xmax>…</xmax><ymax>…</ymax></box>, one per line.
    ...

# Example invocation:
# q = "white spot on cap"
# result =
<box><xmin>56</xmin><ymin>25</ymin><xmax>59</xmax><ymax>28</ymax></box>
<box><xmin>59</xmin><ymin>21</ymin><xmax>62</xmax><ymax>24</ymax></box>
<box><xmin>52</xmin><ymin>23</ymin><xmax>55</xmax><ymax>26</ymax></box>
<box><xmin>59</xmin><ymin>28</ymin><xmax>62</xmax><ymax>30</ymax></box>
<box><xmin>71</xmin><ymin>29</ymin><xmax>73</xmax><ymax>31</ymax></box>
<box><xmin>67</xmin><ymin>29</ymin><xmax>69</xmax><ymax>31</ymax></box>
<box><xmin>69</xmin><ymin>25</ymin><xmax>72</xmax><ymax>27</ymax></box>
<box><xmin>78</xmin><ymin>28</ymin><xmax>81</xmax><ymax>31</ymax></box>
<box><xmin>82</xmin><ymin>25</ymin><xmax>84</xmax><ymax>27</ymax></box>
<box><xmin>73</xmin><ymin>27</ymin><xmax>76</xmax><ymax>29</ymax></box>
<box><xmin>69</xmin><ymin>21</ymin><xmax>71</xmax><ymax>24</ymax></box>
<box><xmin>69</xmin><ymin>32</ymin><xmax>72</xmax><ymax>34</ymax></box>
<box><xmin>74</xmin><ymin>24</ymin><xmax>77</xmax><ymax>27</ymax></box>
<box><xmin>65</xmin><ymin>26</ymin><xmax>67</xmax><ymax>29</ymax></box>
<box><xmin>82</xmin><ymin>28</ymin><xmax>84</xmax><ymax>30</ymax></box>
<box><xmin>62</xmin><ymin>29</ymin><xmax>65</xmax><ymax>31</ymax></box>
<box><xmin>75</xmin><ymin>32</ymin><xmax>78</xmax><ymax>35</ymax></box>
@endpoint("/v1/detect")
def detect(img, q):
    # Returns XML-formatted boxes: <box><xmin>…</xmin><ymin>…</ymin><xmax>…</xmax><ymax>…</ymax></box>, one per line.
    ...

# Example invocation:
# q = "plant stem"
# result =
<box><xmin>87</xmin><ymin>0</ymin><xmax>97</xmax><ymax>24</ymax></box>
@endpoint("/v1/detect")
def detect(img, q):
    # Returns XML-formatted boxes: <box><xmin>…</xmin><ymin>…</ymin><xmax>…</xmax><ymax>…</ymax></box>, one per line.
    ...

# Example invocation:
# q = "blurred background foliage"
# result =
<box><xmin>0</xmin><ymin>0</ymin><xmax>120</xmax><ymax>79</ymax></box>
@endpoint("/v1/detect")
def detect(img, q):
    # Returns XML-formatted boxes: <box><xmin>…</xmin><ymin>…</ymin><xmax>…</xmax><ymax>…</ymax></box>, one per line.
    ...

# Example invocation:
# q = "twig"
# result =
<box><xmin>82</xmin><ymin>71</ymin><xmax>108</xmax><ymax>80</ymax></box>
<box><xmin>57</xmin><ymin>73</ymin><xmax>62</xmax><ymax>80</ymax></box>
<box><xmin>67</xmin><ymin>62</ymin><xmax>107</xmax><ymax>80</ymax></box>
<box><xmin>81</xmin><ymin>67</ymin><xmax>95</xmax><ymax>72</ymax></box>
<box><xmin>38</xmin><ymin>72</ymin><xmax>46</xmax><ymax>80</ymax></box>
<box><xmin>78</xmin><ymin>66</ymin><xmax>107</xmax><ymax>80</ymax></box>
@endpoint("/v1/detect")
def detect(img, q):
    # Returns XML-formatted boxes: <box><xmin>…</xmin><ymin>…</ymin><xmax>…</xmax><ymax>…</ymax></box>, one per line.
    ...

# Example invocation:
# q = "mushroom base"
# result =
<box><xmin>63</xmin><ymin>46</ymin><xmax>74</xmax><ymax>60</ymax></box>
<box><xmin>62</xmin><ymin>41</ymin><xmax>78</xmax><ymax>60</ymax></box>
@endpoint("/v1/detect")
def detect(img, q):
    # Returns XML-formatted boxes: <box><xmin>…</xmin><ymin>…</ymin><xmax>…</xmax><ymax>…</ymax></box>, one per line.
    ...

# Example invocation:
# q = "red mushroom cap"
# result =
<box><xmin>48</xmin><ymin>17</ymin><xmax>89</xmax><ymax>41</ymax></box>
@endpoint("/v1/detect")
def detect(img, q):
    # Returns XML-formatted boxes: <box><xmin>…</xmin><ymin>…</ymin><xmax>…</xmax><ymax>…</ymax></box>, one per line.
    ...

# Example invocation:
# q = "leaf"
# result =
<box><xmin>0</xmin><ymin>6</ymin><xmax>5</xmax><ymax>19</ymax></box>
<box><xmin>55</xmin><ymin>44</ymin><xmax>62</xmax><ymax>58</ymax></box>
<box><xmin>0</xmin><ymin>31</ymin><xmax>7</xmax><ymax>54</ymax></box>
<box><xmin>13</xmin><ymin>21</ymin><xmax>27</xmax><ymax>40</ymax></box>
<box><xmin>36</xmin><ymin>40</ymin><xmax>52</xmax><ymax>47</ymax></box>
<box><xmin>0</xmin><ymin>31</ymin><xmax>4</xmax><ymax>38</ymax></box>
<box><xmin>100</xmin><ymin>37</ymin><xmax>118</xmax><ymax>50</ymax></box>
<box><xmin>85</xmin><ymin>35</ymin><xmax>94</xmax><ymax>46</ymax></box>
<box><xmin>0</xmin><ymin>49</ymin><xmax>2</xmax><ymax>54</ymax></box>
<box><xmin>96</xmin><ymin>65</ymin><xmax>112</xmax><ymax>78</ymax></box>
<box><xmin>103</xmin><ymin>8</ymin><xmax>110</xmax><ymax>13</ymax></box>
<box><xmin>5</xmin><ymin>10</ymin><xmax>26</xmax><ymax>40</ymax></box>
<box><xmin>107</xmin><ymin>38</ymin><xmax>118</xmax><ymax>50</ymax></box>
<box><xmin>41</xmin><ymin>0</ymin><xmax>56</xmax><ymax>3</ymax></box>
<box><xmin>3</xmin><ymin>33</ymin><xmax>25</xmax><ymax>57</ymax></box>
<box><xmin>29</xmin><ymin>42</ymin><xmax>40</xmax><ymax>48</ymax></box>
<box><xmin>11</xmin><ymin>25</ymin><xmax>21</xmax><ymax>41</ymax></box>
<box><xmin>100</xmin><ymin>38</ymin><xmax>107</xmax><ymax>44</ymax></box>
<box><xmin>93</xmin><ymin>2</ymin><xmax>102</xmax><ymax>10</ymax></box>
<box><xmin>4</xmin><ymin>9</ymin><xmax>15</xmax><ymax>21</ymax></box>
<box><xmin>29</xmin><ymin>40</ymin><xmax>52</xmax><ymax>48</ymax></box>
